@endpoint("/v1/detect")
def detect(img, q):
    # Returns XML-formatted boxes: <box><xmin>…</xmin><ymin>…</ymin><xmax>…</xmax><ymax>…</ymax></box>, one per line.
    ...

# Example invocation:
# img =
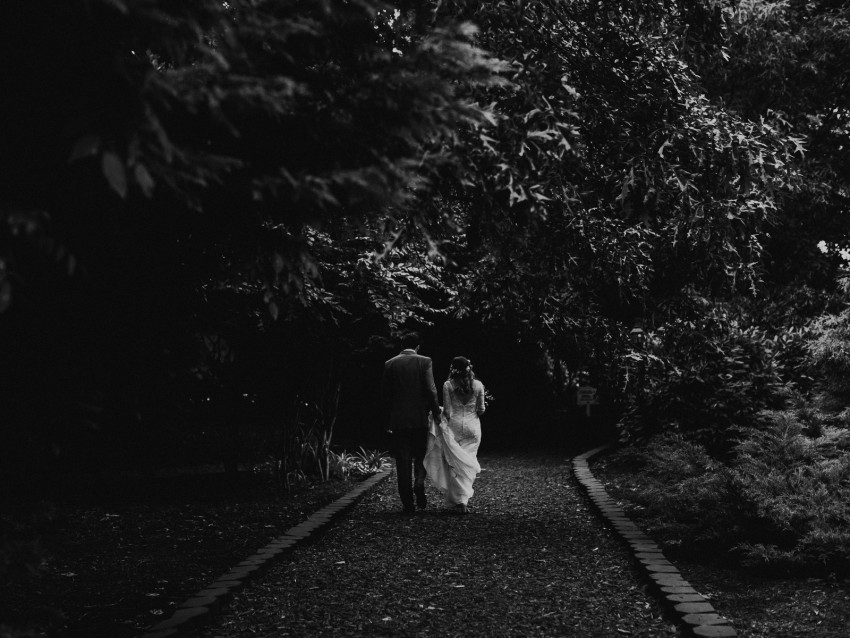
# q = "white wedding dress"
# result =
<box><xmin>424</xmin><ymin>379</ymin><xmax>486</xmax><ymax>507</ymax></box>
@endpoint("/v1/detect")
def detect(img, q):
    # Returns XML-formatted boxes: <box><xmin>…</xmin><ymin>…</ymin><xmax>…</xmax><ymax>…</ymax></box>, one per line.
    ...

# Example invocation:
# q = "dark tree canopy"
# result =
<box><xmin>0</xmin><ymin>0</ymin><xmax>504</xmax><ymax>475</ymax></box>
<box><xmin>1</xmin><ymin>0</ymin><xmax>849</xmax><ymax>467</ymax></box>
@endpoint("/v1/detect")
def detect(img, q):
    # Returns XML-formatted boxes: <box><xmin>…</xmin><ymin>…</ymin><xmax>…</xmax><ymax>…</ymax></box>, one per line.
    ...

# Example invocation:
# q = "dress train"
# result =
<box><xmin>423</xmin><ymin>414</ymin><xmax>480</xmax><ymax>506</ymax></box>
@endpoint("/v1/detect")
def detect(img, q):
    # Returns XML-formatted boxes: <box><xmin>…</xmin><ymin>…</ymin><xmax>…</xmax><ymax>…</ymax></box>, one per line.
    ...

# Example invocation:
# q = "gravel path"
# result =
<box><xmin>198</xmin><ymin>453</ymin><xmax>675</xmax><ymax>637</ymax></box>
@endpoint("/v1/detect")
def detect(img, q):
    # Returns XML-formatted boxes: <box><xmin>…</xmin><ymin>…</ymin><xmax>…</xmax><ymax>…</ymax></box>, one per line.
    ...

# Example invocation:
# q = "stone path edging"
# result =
<box><xmin>572</xmin><ymin>446</ymin><xmax>738</xmax><ymax>638</ymax></box>
<box><xmin>140</xmin><ymin>469</ymin><xmax>391</xmax><ymax>638</ymax></box>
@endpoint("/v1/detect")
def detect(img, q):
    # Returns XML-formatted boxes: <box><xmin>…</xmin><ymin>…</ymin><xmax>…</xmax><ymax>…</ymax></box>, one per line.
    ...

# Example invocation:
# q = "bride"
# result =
<box><xmin>424</xmin><ymin>356</ymin><xmax>486</xmax><ymax>514</ymax></box>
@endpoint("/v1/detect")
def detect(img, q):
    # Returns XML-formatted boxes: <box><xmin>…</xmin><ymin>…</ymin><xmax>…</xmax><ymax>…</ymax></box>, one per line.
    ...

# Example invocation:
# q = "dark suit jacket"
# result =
<box><xmin>382</xmin><ymin>349</ymin><xmax>441</xmax><ymax>430</ymax></box>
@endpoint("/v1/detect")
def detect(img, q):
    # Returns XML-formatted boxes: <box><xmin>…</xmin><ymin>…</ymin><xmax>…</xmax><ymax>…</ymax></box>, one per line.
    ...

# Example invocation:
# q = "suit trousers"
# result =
<box><xmin>391</xmin><ymin>428</ymin><xmax>428</xmax><ymax>508</ymax></box>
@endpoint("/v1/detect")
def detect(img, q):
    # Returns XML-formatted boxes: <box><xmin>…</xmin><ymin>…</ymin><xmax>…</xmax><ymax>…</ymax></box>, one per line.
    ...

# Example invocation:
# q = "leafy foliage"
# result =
<box><xmin>695</xmin><ymin>0</ymin><xmax>850</xmax><ymax>290</ymax></box>
<box><xmin>0</xmin><ymin>0</ymin><xmax>504</xmax><ymax>469</ymax></box>
<box><xmin>328</xmin><ymin>447</ymin><xmax>392</xmax><ymax>480</ymax></box>
<box><xmin>618</xmin><ymin>299</ymin><xmax>802</xmax><ymax>451</ymax></box>
<box><xmin>604</xmin><ymin>416</ymin><xmax>850</xmax><ymax>576</ymax></box>
<box><xmin>806</xmin><ymin>280</ymin><xmax>850</xmax><ymax>406</ymax></box>
<box><xmin>3</xmin><ymin>0</ymin><xmax>850</xmax><ymax>601</ymax></box>
<box><xmin>428</xmin><ymin>0</ymin><xmax>805</xmax><ymax>400</ymax></box>
<box><xmin>0</xmin><ymin>5</ymin><xmax>506</xmax><ymax>614</ymax></box>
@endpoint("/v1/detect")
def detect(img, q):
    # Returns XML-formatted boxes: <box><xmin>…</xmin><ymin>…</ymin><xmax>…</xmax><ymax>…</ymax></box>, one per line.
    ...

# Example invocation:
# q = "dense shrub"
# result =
<box><xmin>618</xmin><ymin>305</ymin><xmax>799</xmax><ymax>453</ymax></box>
<box><xmin>604</xmin><ymin>412</ymin><xmax>850</xmax><ymax>576</ymax></box>
<box><xmin>807</xmin><ymin>292</ymin><xmax>850</xmax><ymax>406</ymax></box>
<box><xmin>602</xmin><ymin>433</ymin><xmax>767</xmax><ymax>555</ymax></box>
<box><xmin>733</xmin><ymin>411</ymin><xmax>850</xmax><ymax>574</ymax></box>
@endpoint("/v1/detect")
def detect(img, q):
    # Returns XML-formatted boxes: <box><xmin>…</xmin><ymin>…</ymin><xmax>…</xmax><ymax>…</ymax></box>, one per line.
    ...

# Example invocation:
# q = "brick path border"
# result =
<box><xmin>140</xmin><ymin>469</ymin><xmax>390</xmax><ymax>638</ymax></box>
<box><xmin>572</xmin><ymin>446</ymin><xmax>738</xmax><ymax>638</ymax></box>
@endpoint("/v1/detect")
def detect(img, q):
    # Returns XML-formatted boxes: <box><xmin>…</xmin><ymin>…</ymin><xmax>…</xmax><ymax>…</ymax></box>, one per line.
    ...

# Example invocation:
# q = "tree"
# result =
<box><xmin>693</xmin><ymin>0</ymin><xmax>850</xmax><ymax>295</ymax></box>
<box><xmin>429</xmin><ymin>0</ymin><xmax>802</xmax><ymax>406</ymax></box>
<box><xmin>0</xmin><ymin>0</ymin><xmax>504</xmax><ymax>475</ymax></box>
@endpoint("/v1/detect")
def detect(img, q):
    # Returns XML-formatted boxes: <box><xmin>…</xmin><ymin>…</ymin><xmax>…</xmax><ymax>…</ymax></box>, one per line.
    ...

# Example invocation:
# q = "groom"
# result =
<box><xmin>381</xmin><ymin>332</ymin><xmax>441</xmax><ymax>514</ymax></box>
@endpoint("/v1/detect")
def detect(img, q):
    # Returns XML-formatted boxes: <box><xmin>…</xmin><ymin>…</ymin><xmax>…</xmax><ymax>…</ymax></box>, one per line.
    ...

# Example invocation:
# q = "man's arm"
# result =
<box><xmin>422</xmin><ymin>358</ymin><xmax>441</xmax><ymax>421</ymax></box>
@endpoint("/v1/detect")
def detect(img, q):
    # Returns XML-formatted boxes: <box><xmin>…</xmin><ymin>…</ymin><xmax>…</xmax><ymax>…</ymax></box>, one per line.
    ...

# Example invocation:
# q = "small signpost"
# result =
<box><xmin>576</xmin><ymin>386</ymin><xmax>599</xmax><ymax>417</ymax></box>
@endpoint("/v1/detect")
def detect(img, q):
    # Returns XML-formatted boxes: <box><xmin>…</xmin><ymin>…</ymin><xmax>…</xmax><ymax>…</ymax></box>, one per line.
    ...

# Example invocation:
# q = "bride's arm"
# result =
<box><xmin>476</xmin><ymin>381</ymin><xmax>486</xmax><ymax>416</ymax></box>
<box><xmin>442</xmin><ymin>381</ymin><xmax>452</xmax><ymax>420</ymax></box>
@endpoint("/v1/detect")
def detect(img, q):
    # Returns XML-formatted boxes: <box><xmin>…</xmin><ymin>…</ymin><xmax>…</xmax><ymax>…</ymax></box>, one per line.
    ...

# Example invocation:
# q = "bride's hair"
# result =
<box><xmin>448</xmin><ymin>356</ymin><xmax>474</xmax><ymax>395</ymax></box>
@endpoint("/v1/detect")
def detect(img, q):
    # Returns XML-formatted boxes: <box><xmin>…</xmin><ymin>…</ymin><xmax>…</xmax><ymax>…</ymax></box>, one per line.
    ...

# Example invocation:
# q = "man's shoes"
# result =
<box><xmin>402</xmin><ymin>504</ymin><xmax>416</xmax><ymax>515</ymax></box>
<box><xmin>414</xmin><ymin>485</ymin><xmax>427</xmax><ymax>510</ymax></box>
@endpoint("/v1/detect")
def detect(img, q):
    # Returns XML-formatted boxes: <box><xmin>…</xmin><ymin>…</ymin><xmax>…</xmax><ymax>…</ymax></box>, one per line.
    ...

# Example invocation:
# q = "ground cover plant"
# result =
<box><xmin>592</xmin><ymin>435</ymin><xmax>850</xmax><ymax>637</ymax></box>
<box><xmin>0</xmin><ymin>449</ymin><xmax>389</xmax><ymax>638</ymax></box>
<box><xmin>595</xmin><ymin>412</ymin><xmax>850</xmax><ymax>578</ymax></box>
<box><xmin>600</xmin><ymin>266</ymin><xmax>850</xmax><ymax>580</ymax></box>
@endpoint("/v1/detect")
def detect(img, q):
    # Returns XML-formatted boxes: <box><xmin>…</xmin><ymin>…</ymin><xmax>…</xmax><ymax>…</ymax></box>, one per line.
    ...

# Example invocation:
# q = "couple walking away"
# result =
<box><xmin>381</xmin><ymin>332</ymin><xmax>486</xmax><ymax>515</ymax></box>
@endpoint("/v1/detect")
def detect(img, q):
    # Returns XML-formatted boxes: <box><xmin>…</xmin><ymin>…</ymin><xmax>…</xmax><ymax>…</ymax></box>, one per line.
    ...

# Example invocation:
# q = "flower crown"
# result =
<box><xmin>449</xmin><ymin>361</ymin><xmax>472</xmax><ymax>375</ymax></box>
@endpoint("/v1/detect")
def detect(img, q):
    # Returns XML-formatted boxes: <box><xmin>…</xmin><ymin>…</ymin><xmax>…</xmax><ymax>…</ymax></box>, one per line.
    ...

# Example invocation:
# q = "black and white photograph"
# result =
<box><xmin>2</xmin><ymin>1</ymin><xmax>850</xmax><ymax>636</ymax></box>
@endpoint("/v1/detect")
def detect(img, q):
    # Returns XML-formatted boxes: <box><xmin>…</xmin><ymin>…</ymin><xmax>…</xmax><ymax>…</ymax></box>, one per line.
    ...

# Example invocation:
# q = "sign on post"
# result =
<box><xmin>576</xmin><ymin>386</ymin><xmax>599</xmax><ymax>417</ymax></box>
